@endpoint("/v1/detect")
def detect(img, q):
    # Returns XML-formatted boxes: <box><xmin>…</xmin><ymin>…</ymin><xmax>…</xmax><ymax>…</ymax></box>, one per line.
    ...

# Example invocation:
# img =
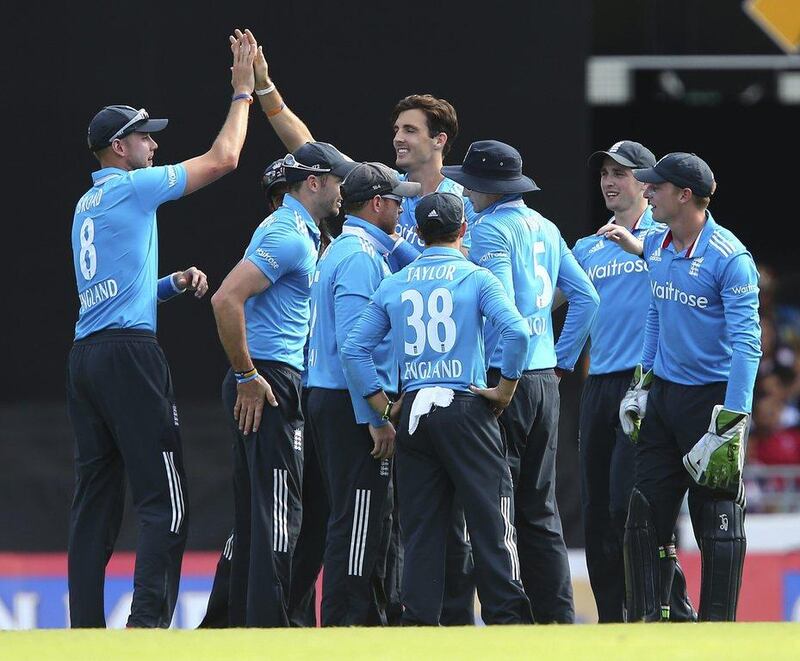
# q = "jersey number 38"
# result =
<box><xmin>402</xmin><ymin>287</ymin><xmax>456</xmax><ymax>356</ymax></box>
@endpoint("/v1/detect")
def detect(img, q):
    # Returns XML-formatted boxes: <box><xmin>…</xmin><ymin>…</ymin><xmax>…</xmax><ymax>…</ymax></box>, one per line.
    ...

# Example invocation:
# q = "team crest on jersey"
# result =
<box><xmin>689</xmin><ymin>256</ymin><xmax>704</xmax><ymax>277</ymax></box>
<box><xmin>587</xmin><ymin>239</ymin><xmax>605</xmax><ymax>256</ymax></box>
<box><xmin>293</xmin><ymin>428</ymin><xmax>303</xmax><ymax>452</ymax></box>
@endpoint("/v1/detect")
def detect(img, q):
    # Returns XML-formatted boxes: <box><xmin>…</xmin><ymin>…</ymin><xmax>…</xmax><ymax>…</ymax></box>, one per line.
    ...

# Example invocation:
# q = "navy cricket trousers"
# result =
<box><xmin>66</xmin><ymin>329</ymin><xmax>188</xmax><ymax>628</ymax></box>
<box><xmin>488</xmin><ymin>368</ymin><xmax>574</xmax><ymax>624</ymax></box>
<box><xmin>396</xmin><ymin>390</ymin><xmax>532</xmax><ymax>626</ymax></box>
<box><xmin>224</xmin><ymin>361</ymin><xmax>304</xmax><ymax>628</ymax></box>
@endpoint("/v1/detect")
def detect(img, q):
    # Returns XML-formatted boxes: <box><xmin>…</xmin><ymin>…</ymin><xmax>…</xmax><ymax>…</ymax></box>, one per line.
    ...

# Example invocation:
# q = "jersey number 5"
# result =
<box><xmin>402</xmin><ymin>288</ymin><xmax>456</xmax><ymax>356</ymax></box>
<box><xmin>533</xmin><ymin>240</ymin><xmax>553</xmax><ymax>309</ymax></box>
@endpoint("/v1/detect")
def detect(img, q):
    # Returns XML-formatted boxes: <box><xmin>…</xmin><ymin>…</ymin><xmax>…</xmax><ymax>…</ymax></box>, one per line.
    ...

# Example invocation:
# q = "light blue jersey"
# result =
<box><xmin>394</xmin><ymin>175</ymin><xmax>477</xmax><ymax>254</ymax></box>
<box><xmin>640</xmin><ymin>213</ymin><xmax>761</xmax><ymax>413</ymax></box>
<box><xmin>244</xmin><ymin>194</ymin><xmax>320</xmax><ymax>371</ymax></box>
<box><xmin>308</xmin><ymin>216</ymin><xmax>415</xmax><ymax>426</ymax></box>
<box><xmin>468</xmin><ymin>198</ymin><xmax>599</xmax><ymax>372</ymax></box>
<box><xmin>341</xmin><ymin>247</ymin><xmax>529</xmax><ymax>398</ymax></box>
<box><xmin>71</xmin><ymin>165</ymin><xmax>187</xmax><ymax>340</ymax></box>
<box><xmin>572</xmin><ymin>208</ymin><xmax>663</xmax><ymax>375</ymax></box>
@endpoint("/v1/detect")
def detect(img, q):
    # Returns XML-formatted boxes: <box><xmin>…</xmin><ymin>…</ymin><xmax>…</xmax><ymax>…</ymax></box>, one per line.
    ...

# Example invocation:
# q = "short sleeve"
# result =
<box><xmin>246</xmin><ymin>226</ymin><xmax>306</xmax><ymax>285</ymax></box>
<box><xmin>129</xmin><ymin>164</ymin><xmax>187</xmax><ymax>211</ymax></box>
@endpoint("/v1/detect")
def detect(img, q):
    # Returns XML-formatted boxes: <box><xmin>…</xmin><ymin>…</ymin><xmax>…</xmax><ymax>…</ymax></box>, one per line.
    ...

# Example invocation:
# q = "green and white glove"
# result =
<box><xmin>683</xmin><ymin>405</ymin><xmax>749</xmax><ymax>490</ymax></box>
<box><xmin>619</xmin><ymin>364</ymin><xmax>653</xmax><ymax>443</ymax></box>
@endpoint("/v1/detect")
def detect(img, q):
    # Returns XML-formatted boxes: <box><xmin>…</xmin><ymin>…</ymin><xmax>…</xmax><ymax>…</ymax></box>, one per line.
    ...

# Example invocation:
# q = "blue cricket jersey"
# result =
<box><xmin>243</xmin><ymin>194</ymin><xmax>320</xmax><ymax>371</ymax></box>
<box><xmin>640</xmin><ymin>212</ymin><xmax>761</xmax><ymax>413</ymax></box>
<box><xmin>341</xmin><ymin>247</ymin><xmax>529</xmax><ymax>398</ymax></box>
<box><xmin>572</xmin><ymin>208</ymin><xmax>663</xmax><ymax>375</ymax></box>
<box><xmin>468</xmin><ymin>198</ymin><xmax>599</xmax><ymax>372</ymax></box>
<box><xmin>308</xmin><ymin>216</ymin><xmax>415</xmax><ymax>426</ymax></box>
<box><xmin>71</xmin><ymin>164</ymin><xmax>187</xmax><ymax>340</ymax></box>
<box><xmin>394</xmin><ymin>174</ymin><xmax>477</xmax><ymax>255</ymax></box>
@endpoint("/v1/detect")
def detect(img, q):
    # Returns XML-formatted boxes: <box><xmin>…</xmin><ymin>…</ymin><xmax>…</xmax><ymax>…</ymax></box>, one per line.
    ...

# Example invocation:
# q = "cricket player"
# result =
<box><xmin>444</xmin><ymin>140</ymin><xmax>600</xmax><ymax>623</ymax></box>
<box><xmin>67</xmin><ymin>32</ymin><xmax>256</xmax><ymax>628</ymax></box>
<box><xmin>341</xmin><ymin>191</ymin><xmax>534</xmax><ymax>625</ymax></box>
<box><xmin>572</xmin><ymin>140</ymin><xmax>695</xmax><ymax>622</ymax></box>
<box><xmin>598</xmin><ymin>152</ymin><xmax>761</xmax><ymax>621</ymax></box>
<box><xmin>210</xmin><ymin>141</ymin><xmax>357</xmax><ymax>627</ymax></box>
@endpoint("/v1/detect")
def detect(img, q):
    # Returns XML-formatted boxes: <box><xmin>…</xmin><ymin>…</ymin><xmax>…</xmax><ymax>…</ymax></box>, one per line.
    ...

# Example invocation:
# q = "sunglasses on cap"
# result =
<box><xmin>108</xmin><ymin>108</ymin><xmax>150</xmax><ymax>142</ymax></box>
<box><xmin>283</xmin><ymin>153</ymin><xmax>331</xmax><ymax>174</ymax></box>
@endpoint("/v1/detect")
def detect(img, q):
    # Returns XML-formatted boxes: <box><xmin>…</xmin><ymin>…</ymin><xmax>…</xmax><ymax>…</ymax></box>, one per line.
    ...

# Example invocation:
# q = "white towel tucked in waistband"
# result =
<box><xmin>408</xmin><ymin>387</ymin><xmax>455</xmax><ymax>435</ymax></box>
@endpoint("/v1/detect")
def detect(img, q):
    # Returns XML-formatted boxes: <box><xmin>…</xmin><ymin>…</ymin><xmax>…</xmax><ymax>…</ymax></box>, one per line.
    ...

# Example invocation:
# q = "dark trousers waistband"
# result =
<box><xmin>588</xmin><ymin>368</ymin><xmax>635</xmax><ymax>380</ymax></box>
<box><xmin>74</xmin><ymin>328</ymin><xmax>157</xmax><ymax>346</ymax></box>
<box><xmin>251</xmin><ymin>359</ymin><xmax>302</xmax><ymax>379</ymax></box>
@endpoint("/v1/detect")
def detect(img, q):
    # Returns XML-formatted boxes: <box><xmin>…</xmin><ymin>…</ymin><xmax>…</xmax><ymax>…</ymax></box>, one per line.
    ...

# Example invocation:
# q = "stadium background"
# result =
<box><xmin>2</xmin><ymin>0</ymin><xmax>799</xmax><ymax>627</ymax></box>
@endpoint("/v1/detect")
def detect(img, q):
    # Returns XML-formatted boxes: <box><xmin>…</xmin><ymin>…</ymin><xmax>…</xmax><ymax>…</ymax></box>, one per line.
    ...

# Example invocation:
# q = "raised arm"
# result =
<box><xmin>240</xmin><ymin>29</ymin><xmax>315</xmax><ymax>152</ymax></box>
<box><xmin>180</xmin><ymin>31</ymin><xmax>256</xmax><ymax>196</ymax></box>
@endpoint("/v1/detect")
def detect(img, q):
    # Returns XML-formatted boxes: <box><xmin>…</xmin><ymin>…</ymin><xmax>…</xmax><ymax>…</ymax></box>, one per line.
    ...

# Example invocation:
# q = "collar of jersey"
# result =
<box><xmin>91</xmin><ymin>167</ymin><xmax>126</xmax><ymax>186</ymax></box>
<box><xmin>420</xmin><ymin>246</ymin><xmax>466</xmax><ymax>260</ymax></box>
<box><xmin>341</xmin><ymin>216</ymin><xmax>392</xmax><ymax>255</ymax></box>
<box><xmin>282</xmin><ymin>193</ymin><xmax>320</xmax><ymax>240</ymax></box>
<box><xmin>476</xmin><ymin>195</ymin><xmax>524</xmax><ymax>221</ymax></box>
<box><xmin>398</xmin><ymin>173</ymin><xmax>461</xmax><ymax>201</ymax></box>
<box><xmin>660</xmin><ymin>211</ymin><xmax>716</xmax><ymax>259</ymax></box>
<box><xmin>610</xmin><ymin>205</ymin><xmax>656</xmax><ymax>233</ymax></box>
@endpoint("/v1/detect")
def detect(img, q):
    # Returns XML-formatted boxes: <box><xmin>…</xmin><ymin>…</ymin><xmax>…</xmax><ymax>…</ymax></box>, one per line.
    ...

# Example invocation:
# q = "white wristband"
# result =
<box><xmin>255</xmin><ymin>83</ymin><xmax>276</xmax><ymax>96</ymax></box>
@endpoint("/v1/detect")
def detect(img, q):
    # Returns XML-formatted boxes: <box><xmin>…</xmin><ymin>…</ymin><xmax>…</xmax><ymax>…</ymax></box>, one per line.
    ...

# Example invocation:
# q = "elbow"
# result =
<box><xmin>340</xmin><ymin>339</ymin><xmax>356</xmax><ymax>363</ymax></box>
<box><xmin>219</xmin><ymin>152</ymin><xmax>239</xmax><ymax>174</ymax></box>
<box><xmin>210</xmin><ymin>288</ymin><xmax>231</xmax><ymax>316</ymax></box>
<box><xmin>512</xmin><ymin>321</ymin><xmax>529</xmax><ymax>344</ymax></box>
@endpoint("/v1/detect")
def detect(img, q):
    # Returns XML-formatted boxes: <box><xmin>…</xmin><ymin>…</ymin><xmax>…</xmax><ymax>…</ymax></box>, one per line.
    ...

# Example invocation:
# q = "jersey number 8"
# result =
<box><xmin>402</xmin><ymin>287</ymin><xmax>456</xmax><ymax>356</ymax></box>
<box><xmin>79</xmin><ymin>217</ymin><xmax>97</xmax><ymax>281</ymax></box>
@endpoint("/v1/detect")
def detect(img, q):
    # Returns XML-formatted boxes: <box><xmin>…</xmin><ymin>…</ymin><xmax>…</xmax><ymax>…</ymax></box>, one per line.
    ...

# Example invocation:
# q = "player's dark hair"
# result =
<box><xmin>391</xmin><ymin>94</ymin><xmax>459</xmax><ymax>158</ymax></box>
<box><xmin>342</xmin><ymin>198</ymin><xmax>372</xmax><ymax>217</ymax></box>
<box><xmin>417</xmin><ymin>225</ymin><xmax>461</xmax><ymax>246</ymax></box>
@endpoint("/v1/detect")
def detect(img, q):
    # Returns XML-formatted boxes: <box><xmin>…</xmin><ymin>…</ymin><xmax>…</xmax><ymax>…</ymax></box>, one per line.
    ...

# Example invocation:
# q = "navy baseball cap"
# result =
<box><xmin>588</xmin><ymin>140</ymin><xmax>656</xmax><ymax>169</ymax></box>
<box><xmin>414</xmin><ymin>192</ymin><xmax>464</xmax><ymax>239</ymax></box>
<box><xmin>341</xmin><ymin>162</ymin><xmax>421</xmax><ymax>203</ymax></box>
<box><xmin>442</xmin><ymin>140</ymin><xmax>539</xmax><ymax>194</ymax></box>
<box><xmin>633</xmin><ymin>152</ymin><xmax>716</xmax><ymax>197</ymax></box>
<box><xmin>283</xmin><ymin>142</ymin><xmax>358</xmax><ymax>184</ymax></box>
<box><xmin>88</xmin><ymin>105</ymin><xmax>168</xmax><ymax>151</ymax></box>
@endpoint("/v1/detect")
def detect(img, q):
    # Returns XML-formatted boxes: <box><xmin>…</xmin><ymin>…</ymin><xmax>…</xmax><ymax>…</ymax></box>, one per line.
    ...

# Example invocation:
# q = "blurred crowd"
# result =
<box><xmin>745</xmin><ymin>264</ymin><xmax>800</xmax><ymax>512</ymax></box>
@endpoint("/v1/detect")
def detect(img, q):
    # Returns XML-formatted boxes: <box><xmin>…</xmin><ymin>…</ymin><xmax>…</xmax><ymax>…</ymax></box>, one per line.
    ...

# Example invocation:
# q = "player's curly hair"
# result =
<box><xmin>391</xmin><ymin>94</ymin><xmax>459</xmax><ymax>158</ymax></box>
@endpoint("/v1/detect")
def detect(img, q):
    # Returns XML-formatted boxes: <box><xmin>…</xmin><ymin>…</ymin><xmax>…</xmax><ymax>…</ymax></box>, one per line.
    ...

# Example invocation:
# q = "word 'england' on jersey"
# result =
<box><xmin>640</xmin><ymin>213</ymin><xmax>761</xmax><ymax>413</ymax></box>
<box><xmin>71</xmin><ymin>165</ymin><xmax>187</xmax><ymax>340</ymax></box>
<box><xmin>341</xmin><ymin>247</ymin><xmax>529</xmax><ymax>400</ymax></box>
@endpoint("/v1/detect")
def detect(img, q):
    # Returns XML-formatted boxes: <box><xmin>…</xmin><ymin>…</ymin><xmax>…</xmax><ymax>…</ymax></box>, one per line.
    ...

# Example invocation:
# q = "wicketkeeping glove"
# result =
<box><xmin>619</xmin><ymin>364</ymin><xmax>653</xmax><ymax>443</ymax></box>
<box><xmin>683</xmin><ymin>405</ymin><xmax>749</xmax><ymax>490</ymax></box>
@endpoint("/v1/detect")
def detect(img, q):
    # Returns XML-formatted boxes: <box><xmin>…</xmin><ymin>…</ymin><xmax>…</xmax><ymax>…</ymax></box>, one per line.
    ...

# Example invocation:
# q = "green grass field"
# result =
<box><xmin>2</xmin><ymin>623</ymin><xmax>799</xmax><ymax>661</ymax></box>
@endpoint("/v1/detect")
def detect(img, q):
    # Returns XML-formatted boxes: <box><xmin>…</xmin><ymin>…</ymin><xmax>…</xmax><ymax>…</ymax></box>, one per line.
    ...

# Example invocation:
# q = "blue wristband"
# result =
<box><xmin>232</xmin><ymin>92</ymin><xmax>253</xmax><ymax>104</ymax></box>
<box><xmin>157</xmin><ymin>274</ymin><xmax>185</xmax><ymax>303</ymax></box>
